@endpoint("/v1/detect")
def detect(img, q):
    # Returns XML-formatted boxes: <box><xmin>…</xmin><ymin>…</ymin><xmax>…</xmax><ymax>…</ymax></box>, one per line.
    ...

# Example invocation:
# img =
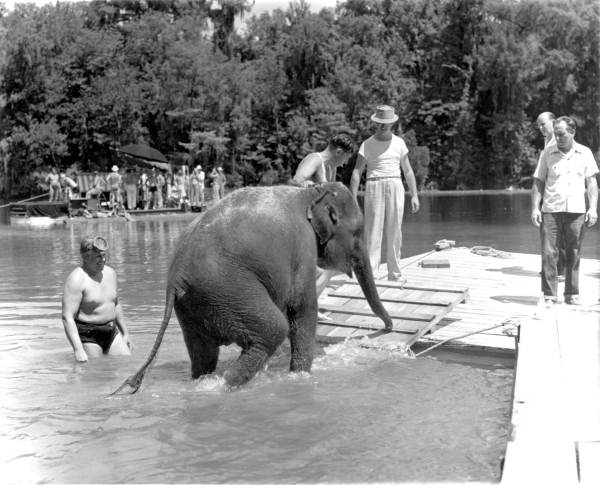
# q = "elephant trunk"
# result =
<box><xmin>352</xmin><ymin>242</ymin><xmax>394</xmax><ymax>331</ymax></box>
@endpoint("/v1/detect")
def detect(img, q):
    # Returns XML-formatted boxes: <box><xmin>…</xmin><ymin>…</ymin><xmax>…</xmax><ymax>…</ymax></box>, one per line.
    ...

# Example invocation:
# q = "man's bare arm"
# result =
<box><xmin>350</xmin><ymin>154</ymin><xmax>366</xmax><ymax>200</ymax></box>
<box><xmin>62</xmin><ymin>271</ymin><xmax>88</xmax><ymax>362</ymax></box>
<box><xmin>400</xmin><ymin>155</ymin><xmax>420</xmax><ymax>212</ymax></box>
<box><xmin>585</xmin><ymin>175</ymin><xmax>598</xmax><ymax>226</ymax></box>
<box><xmin>531</xmin><ymin>178</ymin><xmax>544</xmax><ymax>227</ymax></box>
<box><xmin>109</xmin><ymin>269</ymin><xmax>131</xmax><ymax>349</ymax></box>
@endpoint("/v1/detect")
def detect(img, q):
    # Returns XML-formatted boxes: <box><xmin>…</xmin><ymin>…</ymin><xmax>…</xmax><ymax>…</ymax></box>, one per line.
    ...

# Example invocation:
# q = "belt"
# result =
<box><xmin>366</xmin><ymin>176</ymin><xmax>401</xmax><ymax>181</ymax></box>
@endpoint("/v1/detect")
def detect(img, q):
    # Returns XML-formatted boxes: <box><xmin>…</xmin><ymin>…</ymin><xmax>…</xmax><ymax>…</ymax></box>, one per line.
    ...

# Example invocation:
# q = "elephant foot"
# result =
<box><xmin>223</xmin><ymin>346</ymin><xmax>273</xmax><ymax>388</ymax></box>
<box><xmin>223</xmin><ymin>368</ymin><xmax>254</xmax><ymax>389</ymax></box>
<box><xmin>289</xmin><ymin>354</ymin><xmax>313</xmax><ymax>373</ymax></box>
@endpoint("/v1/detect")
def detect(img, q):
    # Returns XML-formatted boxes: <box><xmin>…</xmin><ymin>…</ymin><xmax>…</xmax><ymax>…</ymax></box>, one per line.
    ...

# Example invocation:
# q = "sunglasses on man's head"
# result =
<box><xmin>83</xmin><ymin>236</ymin><xmax>109</xmax><ymax>254</ymax></box>
<box><xmin>91</xmin><ymin>236</ymin><xmax>108</xmax><ymax>251</ymax></box>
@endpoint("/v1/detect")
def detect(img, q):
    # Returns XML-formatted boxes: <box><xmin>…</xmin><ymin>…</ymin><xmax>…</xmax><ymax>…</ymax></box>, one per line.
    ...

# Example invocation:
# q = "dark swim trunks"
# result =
<box><xmin>75</xmin><ymin>319</ymin><xmax>118</xmax><ymax>353</ymax></box>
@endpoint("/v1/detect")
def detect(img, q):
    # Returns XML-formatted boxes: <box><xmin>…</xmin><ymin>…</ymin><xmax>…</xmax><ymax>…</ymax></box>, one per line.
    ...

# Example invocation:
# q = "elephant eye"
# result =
<box><xmin>327</xmin><ymin>205</ymin><xmax>338</xmax><ymax>224</ymax></box>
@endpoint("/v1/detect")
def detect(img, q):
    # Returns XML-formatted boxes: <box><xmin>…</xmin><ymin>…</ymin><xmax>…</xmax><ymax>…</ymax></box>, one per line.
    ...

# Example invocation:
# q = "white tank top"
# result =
<box><xmin>358</xmin><ymin>134</ymin><xmax>408</xmax><ymax>179</ymax></box>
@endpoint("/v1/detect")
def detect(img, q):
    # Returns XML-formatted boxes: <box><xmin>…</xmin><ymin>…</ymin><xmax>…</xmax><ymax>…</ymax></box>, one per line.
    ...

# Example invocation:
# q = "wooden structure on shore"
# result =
<box><xmin>317</xmin><ymin>247</ymin><xmax>600</xmax><ymax>483</ymax></box>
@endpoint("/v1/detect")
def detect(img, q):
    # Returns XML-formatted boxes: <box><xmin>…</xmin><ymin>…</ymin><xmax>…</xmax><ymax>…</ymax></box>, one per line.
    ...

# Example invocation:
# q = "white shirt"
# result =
<box><xmin>533</xmin><ymin>141</ymin><xmax>598</xmax><ymax>213</ymax></box>
<box><xmin>358</xmin><ymin>135</ymin><xmax>408</xmax><ymax>179</ymax></box>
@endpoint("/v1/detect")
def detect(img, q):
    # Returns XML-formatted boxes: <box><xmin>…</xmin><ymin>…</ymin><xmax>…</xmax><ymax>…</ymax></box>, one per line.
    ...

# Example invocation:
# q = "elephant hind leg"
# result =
<box><xmin>224</xmin><ymin>304</ymin><xmax>288</xmax><ymax>388</ymax></box>
<box><xmin>181</xmin><ymin>323</ymin><xmax>220</xmax><ymax>379</ymax></box>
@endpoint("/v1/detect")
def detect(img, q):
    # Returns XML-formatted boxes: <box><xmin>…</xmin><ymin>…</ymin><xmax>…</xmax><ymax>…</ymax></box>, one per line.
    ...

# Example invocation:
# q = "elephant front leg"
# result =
<box><xmin>288</xmin><ymin>303</ymin><xmax>317</xmax><ymax>373</ymax></box>
<box><xmin>224</xmin><ymin>307</ymin><xmax>288</xmax><ymax>388</ymax></box>
<box><xmin>224</xmin><ymin>345</ymin><xmax>274</xmax><ymax>387</ymax></box>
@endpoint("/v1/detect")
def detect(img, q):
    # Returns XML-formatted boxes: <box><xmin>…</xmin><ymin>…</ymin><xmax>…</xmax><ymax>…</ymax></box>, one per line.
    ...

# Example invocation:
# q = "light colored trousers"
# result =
<box><xmin>363</xmin><ymin>177</ymin><xmax>405</xmax><ymax>279</ymax></box>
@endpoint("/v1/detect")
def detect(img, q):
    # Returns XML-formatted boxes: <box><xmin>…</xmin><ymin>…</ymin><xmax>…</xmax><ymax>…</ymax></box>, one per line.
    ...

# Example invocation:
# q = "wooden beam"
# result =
<box><xmin>344</xmin><ymin>280</ymin><xmax>469</xmax><ymax>296</ymax></box>
<box><xmin>328</xmin><ymin>289</ymin><xmax>453</xmax><ymax>307</ymax></box>
<box><xmin>318</xmin><ymin>304</ymin><xmax>436</xmax><ymax>322</ymax></box>
<box><xmin>316</xmin><ymin>319</ymin><xmax>415</xmax><ymax>334</ymax></box>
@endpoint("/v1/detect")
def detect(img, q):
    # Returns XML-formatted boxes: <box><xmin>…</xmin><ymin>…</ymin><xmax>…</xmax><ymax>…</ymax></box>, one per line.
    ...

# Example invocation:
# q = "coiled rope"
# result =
<box><xmin>470</xmin><ymin>245</ymin><xmax>512</xmax><ymax>258</ymax></box>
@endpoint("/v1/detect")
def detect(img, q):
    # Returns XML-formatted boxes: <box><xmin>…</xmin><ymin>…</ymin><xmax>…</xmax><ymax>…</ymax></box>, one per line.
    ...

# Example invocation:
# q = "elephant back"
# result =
<box><xmin>167</xmin><ymin>185</ymin><xmax>317</xmax><ymax>293</ymax></box>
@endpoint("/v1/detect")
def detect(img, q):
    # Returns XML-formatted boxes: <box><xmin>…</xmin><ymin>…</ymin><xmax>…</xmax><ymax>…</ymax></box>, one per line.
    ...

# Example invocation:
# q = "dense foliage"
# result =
<box><xmin>0</xmin><ymin>0</ymin><xmax>598</xmax><ymax>199</ymax></box>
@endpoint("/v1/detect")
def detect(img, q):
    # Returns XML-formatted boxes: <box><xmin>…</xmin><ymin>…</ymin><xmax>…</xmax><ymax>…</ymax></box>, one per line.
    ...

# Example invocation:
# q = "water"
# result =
<box><xmin>4</xmin><ymin>190</ymin><xmax>591</xmax><ymax>484</ymax></box>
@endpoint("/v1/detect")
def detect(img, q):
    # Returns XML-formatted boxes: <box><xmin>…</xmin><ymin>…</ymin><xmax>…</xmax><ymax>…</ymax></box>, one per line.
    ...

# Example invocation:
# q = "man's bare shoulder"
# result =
<box><xmin>65</xmin><ymin>265</ymin><xmax>116</xmax><ymax>285</ymax></box>
<box><xmin>298</xmin><ymin>152</ymin><xmax>322</xmax><ymax>167</ymax></box>
<box><xmin>294</xmin><ymin>153</ymin><xmax>323</xmax><ymax>182</ymax></box>
<box><xmin>66</xmin><ymin>265</ymin><xmax>86</xmax><ymax>281</ymax></box>
<box><xmin>64</xmin><ymin>266</ymin><xmax>87</xmax><ymax>293</ymax></box>
<box><xmin>103</xmin><ymin>265</ymin><xmax>117</xmax><ymax>279</ymax></box>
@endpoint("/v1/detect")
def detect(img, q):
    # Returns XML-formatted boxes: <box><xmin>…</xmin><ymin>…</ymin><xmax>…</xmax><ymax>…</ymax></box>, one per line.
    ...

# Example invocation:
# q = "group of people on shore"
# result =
<box><xmin>49</xmin><ymin>163</ymin><xmax>228</xmax><ymax>214</ymax></box>
<box><xmin>44</xmin><ymin>167</ymin><xmax>78</xmax><ymax>202</ymax></box>
<box><xmin>61</xmin><ymin>104</ymin><xmax>599</xmax><ymax>364</ymax></box>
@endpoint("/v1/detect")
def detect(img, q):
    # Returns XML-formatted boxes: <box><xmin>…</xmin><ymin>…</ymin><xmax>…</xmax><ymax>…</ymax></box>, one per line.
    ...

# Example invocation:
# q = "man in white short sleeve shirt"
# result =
<box><xmin>531</xmin><ymin>115</ymin><xmax>598</xmax><ymax>305</ymax></box>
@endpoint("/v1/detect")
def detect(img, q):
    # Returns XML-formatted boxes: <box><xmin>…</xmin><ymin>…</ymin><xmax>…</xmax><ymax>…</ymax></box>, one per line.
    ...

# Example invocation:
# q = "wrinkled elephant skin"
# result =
<box><xmin>112</xmin><ymin>183</ymin><xmax>393</xmax><ymax>394</ymax></box>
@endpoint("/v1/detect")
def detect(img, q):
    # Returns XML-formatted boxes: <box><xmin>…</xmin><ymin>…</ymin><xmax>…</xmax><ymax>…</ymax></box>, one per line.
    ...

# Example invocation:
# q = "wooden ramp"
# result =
<box><xmin>318</xmin><ymin>246</ymin><xmax>599</xmax><ymax>353</ymax></box>
<box><xmin>317</xmin><ymin>280</ymin><xmax>468</xmax><ymax>349</ymax></box>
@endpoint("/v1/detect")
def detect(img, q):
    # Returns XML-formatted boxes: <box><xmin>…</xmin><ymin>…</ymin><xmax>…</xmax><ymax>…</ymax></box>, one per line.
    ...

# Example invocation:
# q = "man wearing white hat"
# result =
<box><xmin>350</xmin><ymin>105</ymin><xmax>420</xmax><ymax>282</ymax></box>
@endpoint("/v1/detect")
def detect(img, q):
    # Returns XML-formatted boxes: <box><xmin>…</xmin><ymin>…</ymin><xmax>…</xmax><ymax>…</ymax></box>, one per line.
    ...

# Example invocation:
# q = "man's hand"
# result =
<box><xmin>531</xmin><ymin>209</ymin><xmax>542</xmax><ymax>227</ymax></box>
<box><xmin>585</xmin><ymin>209</ymin><xmax>598</xmax><ymax>227</ymax></box>
<box><xmin>123</xmin><ymin>334</ymin><xmax>133</xmax><ymax>351</ymax></box>
<box><xmin>74</xmin><ymin>348</ymin><xmax>88</xmax><ymax>362</ymax></box>
<box><xmin>411</xmin><ymin>195</ymin><xmax>420</xmax><ymax>213</ymax></box>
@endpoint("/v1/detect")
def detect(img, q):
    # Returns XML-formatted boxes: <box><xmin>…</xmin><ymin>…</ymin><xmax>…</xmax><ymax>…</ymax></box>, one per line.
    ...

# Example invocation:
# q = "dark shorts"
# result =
<box><xmin>75</xmin><ymin>319</ymin><xmax>118</xmax><ymax>353</ymax></box>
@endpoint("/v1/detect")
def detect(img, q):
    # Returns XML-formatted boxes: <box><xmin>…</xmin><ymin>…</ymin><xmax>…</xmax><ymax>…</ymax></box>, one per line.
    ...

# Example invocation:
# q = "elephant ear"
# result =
<box><xmin>307</xmin><ymin>188</ymin><xmax>339</xmax><ymax>245</ymax></box>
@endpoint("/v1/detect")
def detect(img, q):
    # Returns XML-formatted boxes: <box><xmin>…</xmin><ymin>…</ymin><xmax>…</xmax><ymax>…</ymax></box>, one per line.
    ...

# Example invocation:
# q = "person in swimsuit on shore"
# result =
<box><xmin>62</xmin><ymin>235</ymin><xmax>132</xmax><ymax>362</ymax></box>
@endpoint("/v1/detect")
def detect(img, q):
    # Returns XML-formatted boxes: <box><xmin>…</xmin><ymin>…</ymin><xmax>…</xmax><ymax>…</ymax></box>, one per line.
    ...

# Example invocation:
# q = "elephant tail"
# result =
<box><xmin>109</xmin><ymin>288</ymin><xmax>176</xmax><ymax>396</ymax></box>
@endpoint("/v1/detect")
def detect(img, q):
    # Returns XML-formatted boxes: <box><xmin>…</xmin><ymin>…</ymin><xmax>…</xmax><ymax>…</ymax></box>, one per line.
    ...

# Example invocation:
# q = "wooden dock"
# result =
<box><xmin>317</xmin><ymin>246</ymin><xmax>600</xmax><ymax>483</ymax></box>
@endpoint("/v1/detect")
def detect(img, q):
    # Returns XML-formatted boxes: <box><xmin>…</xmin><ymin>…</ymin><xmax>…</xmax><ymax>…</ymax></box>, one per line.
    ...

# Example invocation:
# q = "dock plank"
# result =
<box><xmin>578</xmin><ymin>441</ymin><xmax>600</xmax><ymax>484</ymax></box>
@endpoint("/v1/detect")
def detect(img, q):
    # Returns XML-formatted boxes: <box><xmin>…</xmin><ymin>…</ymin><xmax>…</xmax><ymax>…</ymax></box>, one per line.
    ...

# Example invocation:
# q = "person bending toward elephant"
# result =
<box><xmin>292</xmin><ymin>133</ymin><xmax>354</xmax><ymax>187</ymax></box>
<box><xmin>292</xmin><ymin>133</ymin><xmax>355</xmax><ymax>321</ymax></box>
<box><xmin>112</xmin><ymin>183</ymin><xmax>393</xmax><ymax>394</ymax></box>
<box><xmin>62</xmin><ymin>235</ymin><xmax>132</xmax><ymax>362</ymax></box>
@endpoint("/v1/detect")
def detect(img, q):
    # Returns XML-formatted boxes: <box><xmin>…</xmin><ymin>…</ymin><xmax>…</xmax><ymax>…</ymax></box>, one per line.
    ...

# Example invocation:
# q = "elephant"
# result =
<box><xmin>113</xmin><ymin>182</ymin><xmax>393</xmax><ymax>393</ymax></box>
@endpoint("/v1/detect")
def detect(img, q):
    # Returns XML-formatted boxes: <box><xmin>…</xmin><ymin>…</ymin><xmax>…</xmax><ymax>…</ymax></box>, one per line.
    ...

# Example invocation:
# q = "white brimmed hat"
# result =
<box><xmin>111</xmin><ymin>165</ymin><xmax>119</xmax><ymax>172</ymax></box>
<box><xmin>370</xmin><ymin>105</ymin><xmax>399</xmax><ymax>124</ymax></box>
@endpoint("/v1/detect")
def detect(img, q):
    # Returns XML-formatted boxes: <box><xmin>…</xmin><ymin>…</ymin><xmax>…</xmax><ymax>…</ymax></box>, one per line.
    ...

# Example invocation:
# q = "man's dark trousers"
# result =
<box><xmin>540</xmin><ymin>212</ymin><xmax>585</xmax><ymax>299</ymax></box>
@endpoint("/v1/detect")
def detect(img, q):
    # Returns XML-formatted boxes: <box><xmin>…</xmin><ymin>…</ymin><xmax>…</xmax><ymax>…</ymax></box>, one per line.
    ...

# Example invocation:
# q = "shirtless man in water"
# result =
<box><xmin>62</xmin><ymin>235</ymin><xmax>132</xmax><ymax>362</ymax></box>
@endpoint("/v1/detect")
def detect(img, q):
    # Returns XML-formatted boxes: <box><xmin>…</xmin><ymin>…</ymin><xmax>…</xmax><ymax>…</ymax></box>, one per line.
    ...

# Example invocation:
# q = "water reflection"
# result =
<box><xmin>420</xmin><ymin>191</ymin><xmax>531</xmax><ymax>223</ymax></box>
<box><xmin>401</xmin><ymin>191</ymin><xmax>598</xmax><ymax>260</ymax></box>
